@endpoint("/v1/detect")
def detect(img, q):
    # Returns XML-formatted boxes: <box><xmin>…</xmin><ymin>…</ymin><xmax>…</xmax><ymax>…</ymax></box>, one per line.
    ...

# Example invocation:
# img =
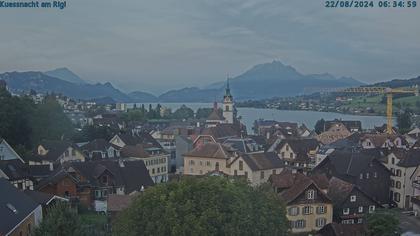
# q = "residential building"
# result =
<box><xmin>0</xmin><ymin>159</ymin><xmax>34</xmax><ymax>190</ymax></box>
<box><xmin>360</xmin><ymin>134</ymin><xmax>407</xmax><ymax>149</ymax></box>
<box><xmin>327</xmin><ymin>177</ymin><xmax>381</xmax><ymax>224</ymax></box>
<box><xmin>385</xmin><ymin>149</ymin><xmax>420</xmax><ymax>209</ymax></box>
<box><xmin>270</xmin><ymin>170</ymin><xmax>333</xmax><ymax>233</ymax></box>
<box><xmin>80</xmin><ymin>139</ymin><xmax>120</xmax><ymax>160</ymax></box>
<box><xmin>316</xmin><ymin>222</ymin><xmax>367</xmax><ymax>236</ymax></box>
<box><xmin>0</xmin><ymin>138</ymin><xmax>24</xmax><ymax>161</ymax></box>
<box><xmin>312</xmin><ymin>150</ymin><xmax>391</xmax><ymax>205</ymax></box>
<box><xmin>271</xmin><ymin>138</ymin><xmax>320</xmax><ymax>170</ymax></box>
<box><xmin>175</xmin><ymin>135</ymin><xmax>193</xmax><ymax>174</ymax></box>
<box><xmin>120</xmin><ymin>145</ymin><xmax>168</xmax><ymax>183</ymax></box>
<box><xmin>316</xmin><ymin>121</ymin><xmax>352</xmax><ymax>145</ymax></box>
<box><xmin>0</xmin><ymin>178</ymin><xmax>42</xmax><ymax>236</ymax></box>
<box><xmin>28</xmin><ymin>140</ymin><xmax>85</xmax><ymax>168</ymax></box>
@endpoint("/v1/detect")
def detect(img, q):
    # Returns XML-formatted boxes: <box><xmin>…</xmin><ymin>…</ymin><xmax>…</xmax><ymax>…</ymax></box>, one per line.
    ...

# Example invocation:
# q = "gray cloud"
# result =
<box><xmin>0</xmin><ymin>0</ymin><xmax>419</xmax><ymax>94</ymax></box>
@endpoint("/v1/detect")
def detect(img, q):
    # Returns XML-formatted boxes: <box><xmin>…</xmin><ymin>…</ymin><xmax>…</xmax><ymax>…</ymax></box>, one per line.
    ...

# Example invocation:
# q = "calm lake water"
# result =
<box><xmin>128</xmin><ymin>103</ymin><xmax>389</xmax><ymax>133</ymax></box>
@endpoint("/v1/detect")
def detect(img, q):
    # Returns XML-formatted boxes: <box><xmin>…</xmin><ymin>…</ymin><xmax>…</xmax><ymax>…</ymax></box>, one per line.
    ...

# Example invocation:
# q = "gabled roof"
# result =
<box><xmin>316</xmin><ymin>222</ymin><xmax>367</xmax><ymax>236</ymax></box>
<box><xmin>278</xmin><ymin>138</ymin><xmax>319</xmax><ymax>154</ymax></box>
<box><xmin>199</xmin><ymin>124</ymin><xmax>241</xmax><ymax>140</ymax></box>
<box><xmin>81</xmin><ymin>139</ymin><xmax>111</xmax><ymax>152</ymax></box>
<box><xmin>240</xmin><ymin>152</ymin><xmax>284</xmax><ymax>171</ymax></box>
<box><xmin>325</xmin><ymin>119</ymin><xmax>362</xmax><ymax>131</ymax></box>
<box><xmin>120</xmin><ymin>145</ymin><xmax>150</xmax><ymax>158</ymax></box>
<box><xmin>278</xmin><ymin>174</ymin><xmax>331</xmax><ymax>204</ymax></box>
<box><xmin>0</xmin><ymin>178</ymin><xmax>40</xmax><ymax>235</ymax></box>
<box><xmin>0</xmin><ymin>160</ymin><xmax>31</xmax><ymax>180</ymax></box>
<box><xmin>207</xmin><ymin>109</ymin><xmax>224</xmax><ymax>121</ymax></box>
<box><xmin>36</xmin><ymin>140</ymin><xmax>81</xmax><ymax>162</ymax></box>
<box><xmin>322</xmin><ymin>150</ymin><xmax>380</xmax><ymax>177</ymax></box>
<box><xmin>183</xmin><ymin>143</ymin><xmax>233</xmax><ymax>159</ymax></box>
<box><xmin>23</xmin><ymin>190</ymin><xmax>66</xmax><ymax>206</ymax></box>
<box><xmin>326</xmin><ymin>177</ymin><xmax>354</xmax><ymax>205</ymax></box>
<box><xmin>117</xmin><ymin>133</ymin><xmax>162</xmax><ymax>149</ymax></box>
<box><xmin>396</xmin><ymin>149</ymin><xmax>420</xmax><ymax>167</ymax></box>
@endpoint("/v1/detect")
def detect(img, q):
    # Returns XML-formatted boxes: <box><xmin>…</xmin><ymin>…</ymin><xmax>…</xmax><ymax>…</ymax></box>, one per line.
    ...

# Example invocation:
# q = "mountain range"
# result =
<box><xmin>0</xmin><ymin>61</ymin><xmax>365</xmax><ymax>102</ymax></box>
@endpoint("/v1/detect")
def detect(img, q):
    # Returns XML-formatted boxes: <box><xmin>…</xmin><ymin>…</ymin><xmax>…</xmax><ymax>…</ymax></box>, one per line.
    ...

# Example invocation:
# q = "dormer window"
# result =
<box><xmin>307</xmin><ymin>189</ymin><xmax>315</xmax><ymax>200</ymax></box>
<box><xmin>350</xmin><ymin>195</ymin><xmax>356</xmax><ymax>202</ymax></box>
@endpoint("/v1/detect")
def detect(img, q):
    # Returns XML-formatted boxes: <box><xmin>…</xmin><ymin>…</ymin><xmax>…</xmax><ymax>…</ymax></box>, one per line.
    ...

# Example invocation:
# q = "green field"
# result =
<box><xmin>341</xmin><ymin>95</ymin><xmax>420</xmax><ymax>115</ymax></box>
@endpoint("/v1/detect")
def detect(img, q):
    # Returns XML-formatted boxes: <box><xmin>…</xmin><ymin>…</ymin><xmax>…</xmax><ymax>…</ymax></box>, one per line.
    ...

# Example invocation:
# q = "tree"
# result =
<box><xmin>366</xmin><ymin>209</ymin><xmax>400</xmax><ymax>236</ymax></box>
<box><xmin>34</xmin><ymin>202</ymin><xmax>85</xmax><ymax>236</ymax></box>
<box><xmin>397</xmin><ymin>109</ymin><xmax>412</xmax><ymax>134</ymax></box>
<box><xmin>314</xmin><ymin>118</ymin><xmax>325</xmax><ymax>134</ymax></box>
<box><xmin>170</xmin><ymin>105</ymin><xmax>194</xmax><ymax>120</ymax></box>
<box><xmin>113</xmin><ymin>177</ymin><xmax>288</xmax><ymax>236</ymax></box>
<box><xmin>196</xmin><ymin>108</ymin><xmax>214</xmax><ymax>119</ymax></box>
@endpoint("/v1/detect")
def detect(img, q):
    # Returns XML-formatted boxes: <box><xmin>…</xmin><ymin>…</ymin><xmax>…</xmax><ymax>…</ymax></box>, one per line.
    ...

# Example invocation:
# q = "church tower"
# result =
<box><xmin>223</xmin><ymin>78</ymin><xmax>236</xmax><ymax>124</ymax></box>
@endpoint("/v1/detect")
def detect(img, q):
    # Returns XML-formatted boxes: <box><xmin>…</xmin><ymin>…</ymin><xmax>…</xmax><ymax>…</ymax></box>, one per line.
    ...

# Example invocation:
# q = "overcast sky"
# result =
<box><xmin>0</xmin><ymin>0</ymin><xmax>419</xmax><ymax>94</ymax></box>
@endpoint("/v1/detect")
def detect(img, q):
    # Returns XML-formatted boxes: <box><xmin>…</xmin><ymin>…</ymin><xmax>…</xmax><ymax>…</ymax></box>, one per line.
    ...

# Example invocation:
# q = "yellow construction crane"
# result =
<box><xmin>340</xmin><ymin>86</ymin><xmax>419</xmax><ymax>134</ymax></box>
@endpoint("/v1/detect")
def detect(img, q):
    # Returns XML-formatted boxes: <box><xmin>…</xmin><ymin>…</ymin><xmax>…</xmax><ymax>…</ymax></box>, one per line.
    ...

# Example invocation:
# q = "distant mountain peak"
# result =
<box><xmin>44</xmin><ymin>67</ymin><xmax>86</xmax><ymax>84</ymax></box>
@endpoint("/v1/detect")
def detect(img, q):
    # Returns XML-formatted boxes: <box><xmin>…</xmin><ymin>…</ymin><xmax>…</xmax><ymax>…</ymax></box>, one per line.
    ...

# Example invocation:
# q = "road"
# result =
<box><xmin>399</xmin><ymin>211</ymin><xmax>420</xmax><ymax>235</ymax></box>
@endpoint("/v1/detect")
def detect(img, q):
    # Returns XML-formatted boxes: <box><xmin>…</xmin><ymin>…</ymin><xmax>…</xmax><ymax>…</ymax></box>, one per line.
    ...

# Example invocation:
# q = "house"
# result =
<box><xmin>270</xmin><ymin>170</ymin><xmax>333</xmax><ymax>233</ymax></box>
<box><xmin>229</xmin><ymin>152</ymin><xmax>285</xmax><ymax>186</ymax></box>
<box><xmin>327</xmin><ymin>177</ymin><xmax>381</xmax><ymax>224</ymax></box>
<box><xmin>192</xmin><ymin>123</ymin><xmax>243</xmax><ymax>148</ymax></box>
<box><xmin>324</xmin><ymin>120</ymin><xmax>362</xmax><ymax>133</ymax></box>
<box><xmin>360</xmin><ymin>134</ymin><xmax>407</xmax><ymax>149</ymax></box>
<box><xmin>175</xmin><ymin>135</ymin><xmax>193</xmax><ymax>174</ymax></box>
<box><xmin>0</xmin><ymin>159</ymin><xmax>34</xmax><ymax>190</ymax></box>
<box><xmin>311</xmin><ymin>150</ymin><xmax>391</xmax><ymax>205</ymax></box>
<box><xmin>385</xmin><ymin>149</ymin><xmax>420</xmax><ymax>209</ymax></box>
<box><xmin>28</xmin><ymin>140</ymin><xmax>85</xmax><ymax>167</ymax></box>
<box><xmin>222</xmin><ymin>137</ymin><xmax>264</xmax><ymax>153</ymax></box>
<box><xmin>80</xmin><ymin>139</ymin><xmax>120</xmax><ymax>160</ymax></box>
<box><xmin>205</xmin><ymin>102</ymin><xmax>225</xmax><ymax>127</ymax></box>
<box><xmin>316</xmin><ymin>222</ymin><xmax>368</xmax><ymax>236</ymax></box>
<box><xmin>120</xmin><ymin>144</ymin><xmax>169</xmax><ymax>183</ymax></box>
<box><xmin>183</xmin><ymin>143</ymin><xmax>235</xmax><ymax>176</ymax></box>
<box><xmin>316</xmin><ymin>121</ymin><xmax>352</xmax><ymax>145</ymax></box>
<box><xmin>37</xmin><ymin>160</ymin><xmax>153</xmax><ymax>210</ymax></box>
<box><xmin>271</xmin><ymin>139</ymin><xmax>320</xmax><ymax>170</ymax></box>
<box><xmin>0</xmin><ymin>178</ymin><xmax>42</xmax><ymax>236</ymax></box>
<box><xmin>0</xmin><ymin>138</ymin><xmax>24</xmax><ymax>161</ymax></box>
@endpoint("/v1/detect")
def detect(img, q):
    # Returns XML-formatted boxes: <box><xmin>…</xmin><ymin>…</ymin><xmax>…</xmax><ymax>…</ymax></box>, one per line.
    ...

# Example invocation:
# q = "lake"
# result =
<box><xmin>128</xmin><ymin>103</ymin><xmax>389</xmax><ymax>133</ymax></box>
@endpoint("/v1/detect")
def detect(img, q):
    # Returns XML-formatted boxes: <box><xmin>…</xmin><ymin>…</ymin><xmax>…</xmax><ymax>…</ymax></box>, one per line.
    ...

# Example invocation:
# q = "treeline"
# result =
<box><xmin>0</xmin><ymin>88</ymin><xmax>74</xmax><ymax>155</ymax></box>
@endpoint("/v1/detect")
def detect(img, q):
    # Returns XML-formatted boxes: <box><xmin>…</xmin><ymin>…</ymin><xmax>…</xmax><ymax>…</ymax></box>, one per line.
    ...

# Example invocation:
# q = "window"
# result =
<box><xmin>152</xmin><ymin>168</ymin><xmax>155</xmax><ymax>174</ymax></box>
<box><xmin>342</xmin><ymin>219</ymin><xmax>354</xmax><ymax>224</ymax></box>
<box><xmin>391</xmin><ymin>157</ymin><xmax>395</xmax><ymax>164</ymax></box>
<box><xmin>225</xmin><ymin>105</ymin><xmax>229</xmax><ymax>111</ymax></box>
<box><xmin>366</xmin><ymin>173</ymin><xmax>369</xmax><ymax>179</ymax></box>
<box><xmin>358</xmin><ymin>206</ymin><xmax>363</xmax><ymax>213</ymax></box>
<box><xmin>234</xmin><ymin>170</ymin><xmax>237</xmax><ymax>176</ymax></box>
<box><xmin>288</xmin><ymin>207</ymin><xmax>299</xmax><ymax>216</ymax></box>
<box><xmin>396</xmin><ymin>181</ymin><xmax>401</xmax><ymax>189</ymax></box>
<box><xmin>290</xmin><ymin>153</ymin><xmax>293</xmax><ymax>158</ymax></box>
<box><xmin>294</xmin><ymin>220</ymin><xmax>306</xmax><ymax>229</ymax></box>
<box><xmin>391</xmin><ymin>168</ymin><xmax>395</xmax><ymax>175</ymax></box>
<box><xmin>350</xmin><ymin>195</ymin><xmax>356</xmax><ymax>202</ymax></box>
<box><xmin>71</xmin><ymin>149</ymin><xmax>76</xmax><ymax>156</ymax></box>
<box><xmin>189</xmin><ymin>160</ymin><xmax>195</xmax><ymax>165</ymax></box>
<box><xmin>316</xmin><ymin>218</ymin><xmax>326</xmax><ymax>228</ymax></box>
<box><xmin>281</xmin><ymin>152</ymin><xmax>285</xmax><ymax>158</ymax></box>
<box><xmin>272</xmin><ymin>169</ymin><xmax>276</xmax><ymax>175</ymax></box>
<box><xmin>394</xmin><ymin>192</ymin><xmax>401</xmax><ymax>202</ymax></box>
<box><xmin>396</xmin><ymin>170</ymin><xmax>402</xmax><ymax>177</ymax></box>
<box><xmin>286</xmin><ymin>145</ymin><xmax>289</xmax><ymax>151</ymax></box>
<box><xmin>303</xmin><ymin>206</ymin><xmax>312</xmax><ymax>215</ymax></box>
<box><xmin>307</xmin><ymin>189</ymin><xmax>315</xmax><ymax>200</ymax></box>
<box><xmin>244</xmin><ymin>171</ymin><xmax>248</xmax><ymax>178</ymax></box>
<box><xmin>64</xmin><ymin>150</ymin><xmax>69</xmax><ymax>157</ymax></box>
<box><xmin>358</xmin><ymin>218</ymin><xmax>363</xmax><ymax>224</ymax></box>
<box><xmin>200</xmin><ymin>161</ymin><xmax>203</xmax><ymax>166</ymax></box>
<box><xmin>343</xmin><ymin>208</ymin><xmax>350</xmax><ymax>215</ymax></box>
<box><xmin>360</xmin><ymin>173</ymin><xmax>363</xmax><ymax>179</ymax></box>
<box><xmin>317</xmin><ymin>205</ymin><xmax>326</xmax><ymax>214</ymax></box>
<box><xmin>260</xmin><ymin>171</ymin><xmax>265</xmax><ymax>179</ymax></box>
<box><xmin>374</xmin><ymin>172</ymin><xmax>378</xmax><ymax>178</ymax></box>
<box><xmin>391</xmin><ymin>180</ymin><xmax>395</xmax><ymax>187</ymax></box>
<box><xmin>239</xmin><ymin>160</ymin><xmax>243</xmax><ymax>170</ymax></box>
<box><xmin>215</xmin><ymin>162</ymin><xmax>220</xmax><ymax>171</ymax></box>
<box><xmin>369</xmin><ymin>205</ymin><xmax>375</xmax><ymax>213</ymax></box>
<box><xmin>206</xmin><ymin>161</ymin><xmax>210</xmax><ymax>166</ymax></box>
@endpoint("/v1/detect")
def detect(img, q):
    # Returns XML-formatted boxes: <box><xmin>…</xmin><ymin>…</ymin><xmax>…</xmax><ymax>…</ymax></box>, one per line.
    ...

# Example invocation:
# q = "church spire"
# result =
<box><xmin>224</xmin><ymin>76</ymin><xmax>232</xmax><ymax>98</ymax></box>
